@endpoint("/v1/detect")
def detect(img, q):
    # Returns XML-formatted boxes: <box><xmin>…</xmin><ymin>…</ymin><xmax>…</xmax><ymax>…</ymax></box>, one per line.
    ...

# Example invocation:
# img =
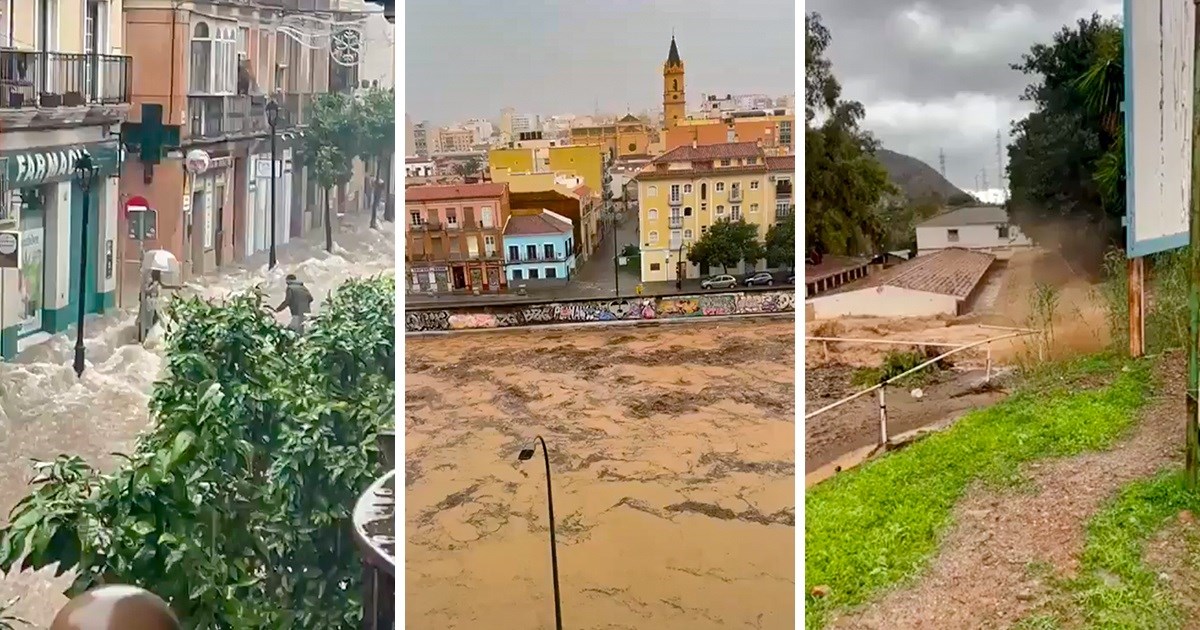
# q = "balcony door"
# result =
<box><xmin>84</xmin><ymin>0</ymin><xmax>107</xmax><ymax>103</ymax></box>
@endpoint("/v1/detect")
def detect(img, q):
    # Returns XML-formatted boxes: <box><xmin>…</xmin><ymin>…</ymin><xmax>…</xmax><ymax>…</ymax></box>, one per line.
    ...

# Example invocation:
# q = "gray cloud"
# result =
<box><xmin>809</xmin><ymin>0</ymin><xmax>1121</xmax><ymax>190</ymax></box>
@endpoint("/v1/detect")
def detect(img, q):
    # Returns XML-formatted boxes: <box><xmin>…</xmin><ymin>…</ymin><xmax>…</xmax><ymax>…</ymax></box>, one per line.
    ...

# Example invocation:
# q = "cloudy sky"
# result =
<box><xmin>405</xmin><ymin>0</ymin><xmax>795</xmax><ymax>127</ymax></box>
<box><xmin>809</xmin><ymin>0</ymin><xmax>1122</xmax><ymax>192</ymax></box>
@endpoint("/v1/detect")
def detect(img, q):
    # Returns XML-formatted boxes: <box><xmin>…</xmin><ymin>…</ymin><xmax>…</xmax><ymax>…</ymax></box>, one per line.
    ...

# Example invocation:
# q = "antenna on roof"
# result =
<box><xmin>995</xmin><ymin>129</ymin><xmax>1005</xmax><ymax>203</ymax></box>
<box><xmin>938</xmin><ymin>148</ymin><xmax>946</xmax><ymax>179</ymax></box>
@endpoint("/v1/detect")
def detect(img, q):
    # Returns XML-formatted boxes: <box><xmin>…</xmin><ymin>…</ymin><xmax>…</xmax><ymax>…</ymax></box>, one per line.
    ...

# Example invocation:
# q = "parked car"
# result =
<box><xmin>700</xmin><ymin>274</ymin><xmax>737</xmax><ymax>290</ymax></box>
<box><xmin>787</xmin><ymin>273</ymin><xmax>795</xmax><ymax>284</ymax></box>
<box><xmin>744</xmin><ymin>271</ymin><xmax>774</xmax><ymax>287</ymax></box>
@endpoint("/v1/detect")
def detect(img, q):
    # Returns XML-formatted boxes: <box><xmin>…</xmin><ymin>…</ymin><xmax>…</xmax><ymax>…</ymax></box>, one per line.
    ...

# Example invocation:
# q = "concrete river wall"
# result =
<box><xmin>404</xmin><ymin>289</ymin><xmax>796</xmax><ymax>333</ymax></box>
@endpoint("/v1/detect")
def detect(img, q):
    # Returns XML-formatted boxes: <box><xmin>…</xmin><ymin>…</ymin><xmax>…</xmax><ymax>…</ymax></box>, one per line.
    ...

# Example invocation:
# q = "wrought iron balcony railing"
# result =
<box><xmin>0</xmin><ymin>50</ymin><xmax>132</xmax><ymax>108</ymax></box>
<box><xmin>668</xmin><ymin>216</ymin><xmax>683</xmax><ymax>229</ymax></box>
<box><xmin>354</xmin><ymin>430</ymin><xmax>396</xmax><ymax>630</ymax></box>
<box><xmin>187</xmin><ymin>95</ymin><xmax>269</xmax><ymax>139</ymax></box>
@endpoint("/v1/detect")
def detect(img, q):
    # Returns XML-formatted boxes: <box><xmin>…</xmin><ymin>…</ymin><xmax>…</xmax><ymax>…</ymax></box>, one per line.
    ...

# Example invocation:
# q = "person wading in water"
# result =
<box><xmin>274</xmin><ymin>273</ymin><xmax>314</xmax><ymax>334</ymax></box>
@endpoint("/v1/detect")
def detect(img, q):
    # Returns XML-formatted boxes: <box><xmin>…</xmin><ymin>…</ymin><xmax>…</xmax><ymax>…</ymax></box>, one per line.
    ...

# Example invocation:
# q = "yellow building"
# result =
<box><xmin>488</xmin><ymin>144</ymin><xmax>606</xmax><ymax>197</ymax></box>
<box><xmin>663</xmin><ymin>36</ymin><xmax>685</xmax><ymax>131</ymax></box>
<box><xmin>569</xmin><ymin>114</ymin><xmax>654</xmax><ymax>158</ymax></box>
<box><xmin>436</xmin><ymin>127</ymin><xmax>475</xmax><ymax>153</ymax></box>
<box><xmin>636</xmin><ymin>142</ymin><xmax>795</xmax><ymax>283</ymax></box>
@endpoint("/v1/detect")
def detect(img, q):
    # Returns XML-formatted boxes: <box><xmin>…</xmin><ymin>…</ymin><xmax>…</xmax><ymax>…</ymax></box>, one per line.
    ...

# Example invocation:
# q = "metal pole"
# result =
<box><xmin>269</xmin><ymin>118</ymin><xmax>278</xmax><ymax>270</ymax></box>
<box><xmin>536</xmin><ymin>436</ymin><xmax>563</xmax><ymax>630</ymax></box>
<box><xmin>73</xmin><ymin>158</ymin><xmax>94</xmax><ymax>378</ymax></box>
<box><xmin>612</xmin><ymin>207</ymin><xmax>619</xmax><ymax>297</ymax></box>
<box><xmin>985</xmin><ymin>343</ymin><xmax>993</xmax><ymax>383</ymax></box>
<box><xmin>1188</xmin><ymin>0</ymin><xmax>1200</xmax><ymax>489</ymax></box>
<box><xmin>878</xmin><ymin>384</ymin><xmax>888</xmax><ymax>446</ymax></box>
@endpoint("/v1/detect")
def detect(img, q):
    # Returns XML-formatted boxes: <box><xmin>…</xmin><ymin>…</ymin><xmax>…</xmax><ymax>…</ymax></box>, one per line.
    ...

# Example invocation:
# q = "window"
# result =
<box><xmin>409</xmin><ymin>211</ymin><xmax>423</xmax><ymax>225</ymax></box>
<box><xmin>683</xmin><ymin>184</ymin><xmax>692</xmax><ymax>194</ymax></box>
<box><xmin>750</xmin><ymin>203</ymin><xmax>759</xmax><ymax>213</ymax></box>
<box><xmin>684</xmin><ymin>229</ymin><xmax>693</xmax><ymax>239</ymax></box>
<box><xmin>670</xmin><ymin>184</ymin><xmax>681</xmax><ymax>201</ymax></box>
<box><xmin>628</xmin><ymin>142</ymin><xmax>637</xmax><ymax>152</ymax></box>
<box><xmin>716</xmin><ymin>182</ymin><xmax>725</xmax><ymax>192</ymax></box>
<box><xmin>446</xmin><ymin>209</ymin><xmax>458</xmax><ymax>226</ymax></box>
<box><xmin>648</xmin><ymin>230</ymin><xmax>659</xmax><ymax>244</ymax></box>
<box><xmin>508</xmin><ymin>245</ymin><xmax>519</xmax><ymax>261</ymax></box>
<box><xmin>731</xmin><ymin>205</ymin><xmax>741</xmax><ymax>220</ymax></box>
<box><xmin>529</xmin><ymin>268</ymin><xmax>540</xmax><ymax>279</ymax></box>
<box><xmin>526</xmin><ymin>244</ymin><xmax>538</xmax><ymax>260</ymax></box>
<box><xmin>237</xmin><ymin>26</ymin><xmax>249</xmax><ymax>55</ymax></box>
<box><xmin>998</xmin><ymin>225</ymin><xmax>1011</xmax><ymax>239</ymax></box>
<box><xmin>721</xmin><ymin>159</ymin><xmax>731</xmax><ymax>166</ymax></box>
<box><xmin>750</xmin><ymin>180</ymin><xmax>760</xmax><ymax>190</ymax></box>
<box><xmin>513</xmin><ymin>269</ymin><xmax>524</xmax><ymax>280</ymax></box>
<box><xmin>190</xmin><ymin>21</ymin><xmax>237</xmax><ymax>94</ymax></box>
<box><xmin>543</xmin><ymin>243</ymin><xmax>555</xmax><ymax>259</ymax></box>
<box><xmin>650</xmin><ymin>263</ymin><xmax>661</xmax><ymax>271</ymax></box>
<box><xmin>684</xmin><ymin>207</ymin><xmax>692</xmax><ymax>217</ymax></box>
<box><xmin>947</xmin><ymin>229</ymin><xmax>960</xmax><ymax>242</ymax></box>
<box><xmin>484</xmin><ymin>235</ymin><xmax>496</xmax><ymax>256</ymax></box>
<box><xmin>482</xmin><ymin>207</ymin><xmax>494</xmax><ymax>228</ymax></box>
<box><xmin>546</xmin><ymin>267</ymin><xmax>558</xmax><ymax>279</ymax></box>
<box><xmin>648</xmin><ymin>209</ymin><xmax>658</xmax><ymax>220</ymax></box>
<box><xmin>700</xmin><ymin>183</ymin><xmax>707</xmax><ymax>199</ymax></box>
<box><xmin>648</xmin><ymin>185</ymin><xmax>658</xmax><ymax>197</ymax></box>
<box><xmin>701</xmin><ymin>225</ymin><xmax>708</xmax><ymax>234</ymax></box>
<box><xmin>716</xmin><ymin>205</ymin><xmax>725</xmax><ymax>215</ymax></box>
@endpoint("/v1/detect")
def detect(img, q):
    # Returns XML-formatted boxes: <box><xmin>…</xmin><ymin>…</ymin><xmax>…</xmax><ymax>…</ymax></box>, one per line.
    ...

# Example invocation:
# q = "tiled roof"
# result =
<box><xmin>573</xmin><ymin>184</ymin><xmax>591</xmax><ymax>198</ymax></box>
<box><xmin>805</xmin><ymin>255</ymin><xmax>869</xmax><ymax>284</ymax></box>
<box><xmin>504</xmin><ymin>212</ymin><xmax>573</xmax><ymax>236</ymax></box>
<box><xmin>765</xmin><ymin>155</ymin><xmax>795</xmax><ymax>172</ymax></box>
<box><xmin>405</xmin><ymin>182</ymin><xmax>507</xmax><ymax>202</ymax></box>
<box><xmin>653</xmin><ymin>141</ymin><xmax>764</xmax><ymax>164</ymax></box>
<box><xmin>849</xmin><ymin>248</ymin><xmax>995</xmax><ymax>299</ymax></box>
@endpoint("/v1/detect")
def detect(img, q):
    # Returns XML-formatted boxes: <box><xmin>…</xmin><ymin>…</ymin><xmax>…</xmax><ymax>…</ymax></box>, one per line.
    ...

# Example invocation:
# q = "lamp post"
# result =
<box><xmin>266</xmin><ymin>99</ymin><xmax>280</xmax><ymax>270</ymax></box>
<box><xmin>517</xmin><ymin>436</ymin><xmax>563</xmax><ymax>630</ymax></box>
<box><xmin>72</xmin><ymin>154</ymin><xmax>97</xmax><ymax>378</ymax></box>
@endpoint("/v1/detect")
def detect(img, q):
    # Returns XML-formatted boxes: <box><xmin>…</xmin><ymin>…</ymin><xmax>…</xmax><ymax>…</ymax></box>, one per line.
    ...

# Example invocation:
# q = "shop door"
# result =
<box><xmin>68</xmin><ymin>185</ymin><xmax>101</xmax><ymax>316</ymax></box>
<box><xmin>191</xmin><ymin>189</ymin><xmax>205</xmax><ymax>276</ymax></box>
<box><xmin>214</xmin><ymin>184</ymin><xmax>226</xmax><ymax>266</ymax></box>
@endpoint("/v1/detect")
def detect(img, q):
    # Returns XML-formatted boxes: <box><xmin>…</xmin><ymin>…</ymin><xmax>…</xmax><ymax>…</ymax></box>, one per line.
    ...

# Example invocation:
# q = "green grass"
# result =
<box><xmin>805</xmin><ymin>355</ymin><xmax>1152</xmax><ymax>629</ymax></box>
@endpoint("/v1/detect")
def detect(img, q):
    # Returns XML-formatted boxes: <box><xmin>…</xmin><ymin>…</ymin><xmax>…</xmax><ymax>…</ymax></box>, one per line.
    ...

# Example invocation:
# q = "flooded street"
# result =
<box><xmin>405</xmin><ymin>317</ymin><xmax>796</xmax><ymax>629</ymax></box>
<box><xmin>0</xmin><ymin>221</ymin><xmax>396</xmax><ymax>519</ymax></box>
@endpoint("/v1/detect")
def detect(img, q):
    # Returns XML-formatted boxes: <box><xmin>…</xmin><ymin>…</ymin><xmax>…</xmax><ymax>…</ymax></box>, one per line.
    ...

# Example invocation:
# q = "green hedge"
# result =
<box><xmin>0</xmin><ymin>275</ymin><xmax>395</xmax><ymax>628</ymax></box>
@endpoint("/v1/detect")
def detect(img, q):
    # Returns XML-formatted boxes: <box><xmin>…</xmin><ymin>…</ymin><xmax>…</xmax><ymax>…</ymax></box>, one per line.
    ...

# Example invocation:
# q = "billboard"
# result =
<box><xmin>1125</xmin><ymin>0</ymin><xmax>1195</xmax><ymax>257</ymax></box>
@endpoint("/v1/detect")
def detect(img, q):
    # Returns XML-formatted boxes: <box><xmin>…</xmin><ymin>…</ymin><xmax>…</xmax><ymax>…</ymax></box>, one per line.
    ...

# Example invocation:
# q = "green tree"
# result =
<box><xmin>1006</xmin><ymin>14</ymin><xmax>1123</xmax><ymax>271</ymax></box>
<box><xmin>805</xmin><ymin>12</ymin><xmax>895</xmax><ymax>257</ymax></box>
<box><xmin>353</xmin><ymin>88</ymin><xmax>395</xmax><ymax>229</ymax></box>
<box><xmin>303</xmin><ymin>93</ymin><xmax>358</xmax><ymax>252</ymax></box>
<box><xmin>688</xmin><ymin>218</ymin><xmax>763</xmax><ymax>273</ymax></box>
<box><xmin>765</xmin><ymin>214</ymin><xmax>796</xmax><ymax>269</ymax></box>
<box><xmin>455</xmin><ymin>157</ymin><xmax>483</xmax><ymax>179</ymax></box>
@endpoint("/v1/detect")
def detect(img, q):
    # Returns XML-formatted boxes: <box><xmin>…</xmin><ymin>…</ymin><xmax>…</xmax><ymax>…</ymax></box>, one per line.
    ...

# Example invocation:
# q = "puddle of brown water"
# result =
<box><xmin>405</xmin><ymin>317</ymin><xmax>796</xmax><ymax>629</ymax></box>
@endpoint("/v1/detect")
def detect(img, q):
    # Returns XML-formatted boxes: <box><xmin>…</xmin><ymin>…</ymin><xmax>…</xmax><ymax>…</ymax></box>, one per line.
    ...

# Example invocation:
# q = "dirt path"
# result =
<box><xmin>805</xmin><ymin>367</ymin><xmax>1008</xmax><ymax>473</ymax></box>
<box><xmin>406</xmin><ymin>318</ymin><xmax>795</xmax><ymax>630</ymax></box>
<box><xmin>826</xmin><ymin>354</ymin><xmax>1182</xmax><ymax>628</ymax></box>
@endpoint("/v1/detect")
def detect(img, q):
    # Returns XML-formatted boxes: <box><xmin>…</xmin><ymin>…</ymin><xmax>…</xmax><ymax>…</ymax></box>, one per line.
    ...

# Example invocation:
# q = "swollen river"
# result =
<box><xmin>0</xmin><ymin>220</ymin><xmax>396</xmax><ymax>518</ymax></box>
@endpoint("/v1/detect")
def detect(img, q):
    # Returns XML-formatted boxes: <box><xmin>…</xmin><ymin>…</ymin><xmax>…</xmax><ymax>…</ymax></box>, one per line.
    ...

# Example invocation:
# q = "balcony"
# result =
<box><xmin>729</xmin><ymin>187</ymin><xmax>743</xmax><ymax>202</ymax></box>
<box><xmin>668</xmin><ymin>216</ymin><xmax>683</xmax><ymax>229</ymax></box>
<box><xmin>668</xmin><ymin>195</ymin><xmax>683</xmax><ymax>207</ymax></box>
<box><xmin>0</xmin><ymin>50</ymin><xmax>132</xmax><ymax>127</ymax></box>
<box><xmin>507</xmin><ymin>252</ymin><xmax>570</xmax><ymax>264</ymax></box>
<box><xmin>354</xmin><ymin>430</ymin><xmax>396</xmax><ymax>630</ymax></box>
<box><xmin>188</xmin><ymin>95</ymin><xmax>269</xmax><ymax>139</ymax></box>
<box><xmin>410</xmin><ymin>220</ymin><xmax>442</xmax><ymax>231</ymax></box>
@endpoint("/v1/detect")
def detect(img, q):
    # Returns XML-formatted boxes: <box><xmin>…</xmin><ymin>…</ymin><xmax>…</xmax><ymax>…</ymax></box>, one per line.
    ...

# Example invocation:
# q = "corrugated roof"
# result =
<box><xmin>837</xmin><ymin>248</ymin><xmax>996</xmax><ymax>299</ymax></box>
<box><xmin>405</xmin><ymin>182</ymin><xmax>507</xmax><ymax>202</ymax></box>
<box><xmin>653</xmin><ymin>141</ymin><xmax>763</xmax><ymax>163</ymax></box>
<box><xmin>918</xmin><ymin>206</ymin><xmax>1009</xmax><ymax>228</ymax></box>
<box><xmin>504</xmin><ymin>211</ymin><xmax>573</xmax><ymax>236</ymax></box>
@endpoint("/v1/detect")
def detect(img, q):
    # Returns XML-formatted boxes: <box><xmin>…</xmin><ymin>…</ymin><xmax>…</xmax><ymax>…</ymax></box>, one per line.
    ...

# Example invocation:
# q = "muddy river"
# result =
<box><xmin>405</xmin><ymin>317</ymin><xmax>796</xmax><ymax>629</ymax></box>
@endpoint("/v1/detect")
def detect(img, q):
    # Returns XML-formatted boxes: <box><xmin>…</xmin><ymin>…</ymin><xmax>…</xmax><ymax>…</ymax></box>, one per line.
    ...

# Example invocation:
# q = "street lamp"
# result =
<box><xmin>517</xmin><ymin>436</ymin><xmax>563</xmax><ymax>630</ymax></box>
<box><xmin>72</xmin><ymin>153</ymin><xmax>97</xmax><ymax>378</ymax></box>
<box><xmin>265</xmin><ymin>99</ymin><xmax>280</xmax><ymax>270</ymax></box>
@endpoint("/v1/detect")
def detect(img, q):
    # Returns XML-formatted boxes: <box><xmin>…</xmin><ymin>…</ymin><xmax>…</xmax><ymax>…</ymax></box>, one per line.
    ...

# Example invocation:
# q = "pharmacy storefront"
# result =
<box><xmin>0</xmin><ymin>141</ymin><xmax>121</xmax><ymax>359</ymax></box>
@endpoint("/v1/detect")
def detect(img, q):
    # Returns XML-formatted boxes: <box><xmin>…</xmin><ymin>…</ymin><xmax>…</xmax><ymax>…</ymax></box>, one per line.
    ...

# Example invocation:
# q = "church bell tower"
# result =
<box><xmin>663</xmin><ymin>35</ymin><xmax>685</xmax><ymax>131</ymax></box>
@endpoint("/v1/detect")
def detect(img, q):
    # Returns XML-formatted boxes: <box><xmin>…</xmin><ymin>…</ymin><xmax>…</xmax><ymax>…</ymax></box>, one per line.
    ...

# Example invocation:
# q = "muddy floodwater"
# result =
<box><xmin>405</xmin><ymin>317</ymin><xmax>796</xmax><ymax>629</ymax></box>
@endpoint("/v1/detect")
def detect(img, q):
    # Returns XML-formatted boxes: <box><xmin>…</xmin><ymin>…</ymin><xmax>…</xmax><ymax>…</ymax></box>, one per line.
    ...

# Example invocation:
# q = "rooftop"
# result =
<box><xmin>918</xmin><ymin>205</ymin><xmax>1010</xmax><ymax>228</ymax></box>
<box><xmin>653</xmin><ymin>141</ymin><xmax>764</xmax><ymax>164</ymax></box>
<box><xmin>805</xmin><ymin>255</ymin><xmax>869</xmax><ymax>284</ymax></box>
<box><xmin>504</xmin><ymin>211</ymin><xmax>573</xmax><ymax>236</ymax></box>
<box><xmin>765</xmin><ymin>155</ymin><xmax>795</xmax><ymax>172</ymax></box>
<box><xmin>405</xmin><ymin>182</ymin><xmax>507</xmax><ymax>202</ymax></box>
<box><xmin>836</xmin><ymin>248</ymin><xmax>996</xmax><ymax>299</ymax></box>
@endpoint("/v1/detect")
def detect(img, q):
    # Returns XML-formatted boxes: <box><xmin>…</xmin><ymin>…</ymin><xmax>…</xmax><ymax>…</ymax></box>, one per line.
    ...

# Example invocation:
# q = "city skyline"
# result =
<box><xmin>405</xmin><ymin>0</ymin><xmax>795</xmax><ymax>127</ymax></box>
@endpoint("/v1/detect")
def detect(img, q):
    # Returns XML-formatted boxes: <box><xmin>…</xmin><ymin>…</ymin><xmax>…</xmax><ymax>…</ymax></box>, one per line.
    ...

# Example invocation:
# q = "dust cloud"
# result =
<box><xmin>405</xmin><ymin>317</ymin><xmax>796</xmax><ymax>629</ymax></box>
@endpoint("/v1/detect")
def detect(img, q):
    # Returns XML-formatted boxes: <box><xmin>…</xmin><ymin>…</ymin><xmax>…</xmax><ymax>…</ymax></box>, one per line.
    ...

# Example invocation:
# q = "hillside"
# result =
<box><xmin>875</xmin><ymin>148</ymin><xmax>969</xmax><ymax>202</ymax></box>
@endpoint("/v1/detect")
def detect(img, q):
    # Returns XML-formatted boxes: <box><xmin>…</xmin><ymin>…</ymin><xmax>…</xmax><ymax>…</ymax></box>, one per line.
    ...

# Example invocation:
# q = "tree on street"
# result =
<box><xmin>354</xmin><ymin>88</ymin><xmax>395</xmax><ymax>228</ymax></box>
<box><xmin>765</xmin><ymin>214</ymin><xmax>796</xmax><ymax>269</ymax></box>
<box><xmin>688</xmin><ymin>218</ymin><xmax>763</xmax><ymax>274</ymax></box>
<box><xmin>303</xmin><ymin>93</ymin><xmax>357</xmax><ymax>252</ymax></box>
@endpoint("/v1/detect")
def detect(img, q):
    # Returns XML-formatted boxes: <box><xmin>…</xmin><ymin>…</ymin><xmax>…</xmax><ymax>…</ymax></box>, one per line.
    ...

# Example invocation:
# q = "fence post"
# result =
<box><xmin>878</xmin><ymin>384</ymin><xmax>888</xmax><ymax>446</ymax></box>
<box><xmin>823</xmin><ymin>341</ymin><xmax>829</xmax><ymax>362</ymax></box>
<box><xmin>985</xmin><ymin>343</ymin><xmax>993</xmax><ymax>383</ymax></box>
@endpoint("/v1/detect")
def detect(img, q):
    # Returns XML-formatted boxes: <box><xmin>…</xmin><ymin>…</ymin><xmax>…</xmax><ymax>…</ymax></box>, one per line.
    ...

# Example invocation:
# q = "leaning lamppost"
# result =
<box><xmin>518</xmin><ymin>436</ymin><xmax>563</xmax><ymax>630</ymax></box>
<box><xmin>72</xmin><ymin>153</ymin><xmax>97</xmax><ymax>378</ymax></box>
<box><xmin>266</xmin><ymin>99</ymin><xmax>280</xmax><ymax>270</ymax></box>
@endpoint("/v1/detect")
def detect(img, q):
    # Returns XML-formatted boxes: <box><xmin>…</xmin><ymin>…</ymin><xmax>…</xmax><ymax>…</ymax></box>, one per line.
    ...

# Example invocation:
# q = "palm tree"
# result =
<box><xmin>1075</xmin><ymin>23</ymin><xmax>1124</xmax><ymax>213</ymax></box>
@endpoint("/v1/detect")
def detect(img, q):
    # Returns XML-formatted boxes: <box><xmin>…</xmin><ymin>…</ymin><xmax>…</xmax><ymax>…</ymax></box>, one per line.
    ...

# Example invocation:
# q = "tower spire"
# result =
<box><xmin>667</xmin><ymin>34</ymin><xmax>681</xmax><ymax>66</ymax></box>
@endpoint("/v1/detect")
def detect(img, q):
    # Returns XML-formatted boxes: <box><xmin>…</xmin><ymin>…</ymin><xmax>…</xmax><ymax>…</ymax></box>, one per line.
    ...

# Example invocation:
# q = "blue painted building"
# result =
<box><xmin>502</xmin><ymin>209</ymin><xmax>576</xmax><ymax>282</ymax></box>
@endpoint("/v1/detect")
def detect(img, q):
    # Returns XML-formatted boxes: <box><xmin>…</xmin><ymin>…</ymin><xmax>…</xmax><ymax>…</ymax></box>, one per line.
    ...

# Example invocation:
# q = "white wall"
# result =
<box><xmin>916</xmin><ymin>223</ymin><xmax>1032</xmax><ymax>254</ymax></box>
<box><xmin>807</xmin><ymin>285</ymin><xmax>959</xmax><ymax>319</ymax></box>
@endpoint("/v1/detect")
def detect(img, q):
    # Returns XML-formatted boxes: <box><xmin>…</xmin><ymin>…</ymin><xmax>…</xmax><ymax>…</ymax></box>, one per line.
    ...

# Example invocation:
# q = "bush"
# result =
<box><xmin>0</xmin><ymin>275</ymin><xmax>396</xmax><ymax>628</ymax></box>
<box><xmin>1098</xmin><ymin>248</ymin><xmax>1188</xmax><ymax>354</ymax></box>
<box><xmin>851</xmin><ymin>349</ymin><xmax>944</xmax><ymax>388</ymax></box>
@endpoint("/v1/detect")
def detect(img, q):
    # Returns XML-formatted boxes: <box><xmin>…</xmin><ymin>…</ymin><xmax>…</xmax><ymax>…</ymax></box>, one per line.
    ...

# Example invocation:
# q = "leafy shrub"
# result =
<box><xmin>1098</xmin><ymin>248</ymin><xmax>1188</xmax><ymax>354</ymax></box>
<box><xmin>851</xmin><ymin>349</ymin><xmax>944</xmax><ymax>388</ymax></box>
<box><xmin>0</xmin><ymin>275</ymin><xmax>395</xmax><ymax>628</ymax></box>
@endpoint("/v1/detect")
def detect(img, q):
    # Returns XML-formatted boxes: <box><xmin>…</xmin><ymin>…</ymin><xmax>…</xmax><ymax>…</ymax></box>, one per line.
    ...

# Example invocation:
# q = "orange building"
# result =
<box><xmin>405</xmin><ymin>183</ymin><xmax>510</xmax><ymax>293</ymax></box>
<box><xmin>664</xmin><ymin>113</ymin><xmax>795</xmax><ymax>155</ymax></box>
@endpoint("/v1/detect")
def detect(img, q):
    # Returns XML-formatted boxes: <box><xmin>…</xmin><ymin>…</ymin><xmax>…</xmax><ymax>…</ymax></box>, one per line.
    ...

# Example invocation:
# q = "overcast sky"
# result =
<box><xmin>809</xmin><ymin>0</ymin><xmax>1122</xmax><ymax>191</ymax></box>
<box><xmin>405</xmin><ymin>0</ymin><xmax>795</xmax><ymax>127</ymax></box>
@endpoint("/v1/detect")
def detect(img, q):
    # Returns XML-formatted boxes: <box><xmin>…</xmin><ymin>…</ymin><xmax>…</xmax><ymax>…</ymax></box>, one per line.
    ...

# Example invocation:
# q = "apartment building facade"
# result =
<box><xmin>0</xmin><ymin>0</ymin><xmax>134</xmax><ymax>358</ymax></box>
<box><xmin>405</xmin><ymin>182</ymin><xmax>509</xmax><ymax>293</ymax></box>
<box><xmin>117</xmin><ymin>0</ymin><xmax>344</xmax><ymax>299</ymax></box>
<box><xmin>636</xmin><ymin>142</ymin><xmax>794</xmax><ymax>283</ymax></box>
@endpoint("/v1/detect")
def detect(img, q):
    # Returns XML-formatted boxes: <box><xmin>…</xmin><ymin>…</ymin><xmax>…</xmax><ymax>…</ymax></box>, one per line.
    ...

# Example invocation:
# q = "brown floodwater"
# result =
<box><xmin>405</xmin><ymin>317</ymin><xmax>796</xmax><ymax>629</ymax></box>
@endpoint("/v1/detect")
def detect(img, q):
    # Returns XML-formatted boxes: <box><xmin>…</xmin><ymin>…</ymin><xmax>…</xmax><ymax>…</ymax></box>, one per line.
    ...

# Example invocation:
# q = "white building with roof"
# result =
<box><xmin>915</xmin><ymin>206</ymin><xmax>1033</xmax><ymax>259</ymax></box>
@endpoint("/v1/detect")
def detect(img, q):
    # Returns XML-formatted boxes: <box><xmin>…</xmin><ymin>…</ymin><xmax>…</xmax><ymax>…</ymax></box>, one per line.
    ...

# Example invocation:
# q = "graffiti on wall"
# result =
<box><xmin>404</xmin><ymin>290</ymin><xmax>795</xmax><ymax>333</ymax></box>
